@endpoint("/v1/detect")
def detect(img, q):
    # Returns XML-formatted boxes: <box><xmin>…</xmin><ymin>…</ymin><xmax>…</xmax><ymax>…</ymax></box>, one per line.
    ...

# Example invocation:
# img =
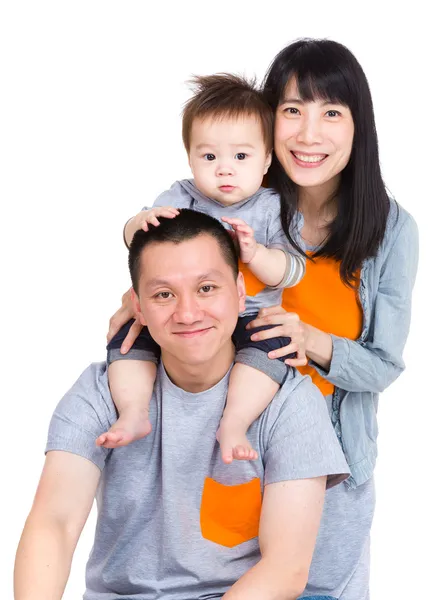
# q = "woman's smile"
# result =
<box><xmin>291</xmin><ymin>151</ymin><xmax>328</xmax><ymax>167</ymax></box>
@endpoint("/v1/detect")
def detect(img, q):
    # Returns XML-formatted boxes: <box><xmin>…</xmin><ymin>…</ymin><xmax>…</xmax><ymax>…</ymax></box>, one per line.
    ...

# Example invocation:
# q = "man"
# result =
<box><xmin>14</xmin><ymin>209</ymin><xmax>349</xmax><ymax>600</ymax></box>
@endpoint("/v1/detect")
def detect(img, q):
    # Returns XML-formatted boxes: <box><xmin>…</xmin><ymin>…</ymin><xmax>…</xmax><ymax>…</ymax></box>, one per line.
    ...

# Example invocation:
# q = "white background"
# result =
<box><xmin>1</xmin><ymin>1</ymin><xmax>436</xmax><ymax>598</ymax></box>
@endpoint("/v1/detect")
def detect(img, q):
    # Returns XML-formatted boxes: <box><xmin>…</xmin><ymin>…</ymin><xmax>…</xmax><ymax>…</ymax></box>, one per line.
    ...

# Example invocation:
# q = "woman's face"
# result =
<box><xmin>274</xmin><ymin>78</ymin><xmax>355</xmax><ymax>194</ymax></box>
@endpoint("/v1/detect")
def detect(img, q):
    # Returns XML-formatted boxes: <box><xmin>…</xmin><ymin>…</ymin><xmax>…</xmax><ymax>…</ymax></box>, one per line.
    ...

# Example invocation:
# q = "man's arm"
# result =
<box><xmin>223</xmin><ymin>476</ymin><xmax>326</xmax><ymax>600</ymax></box>
<box><xmin>14</xmin><ymin>451</ymin><xmax>101</xmax><ymax>600</ymax></box>
<box><xmin>223</xmin><ymin>372</ymin><xmax>349</xmax><ymax>600</ymax></box>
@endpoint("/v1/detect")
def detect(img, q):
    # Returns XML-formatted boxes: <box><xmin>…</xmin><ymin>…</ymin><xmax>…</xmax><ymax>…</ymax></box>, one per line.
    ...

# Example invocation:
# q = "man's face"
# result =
<box><xmin>133</xmin><ymin>234</ymin><xmax>246</xmax><ymax>367</ymax></box>
<box><xmin>188</xmin><ymin>115</ymin><xmax>272</xmax><ymax>206</ymax></box>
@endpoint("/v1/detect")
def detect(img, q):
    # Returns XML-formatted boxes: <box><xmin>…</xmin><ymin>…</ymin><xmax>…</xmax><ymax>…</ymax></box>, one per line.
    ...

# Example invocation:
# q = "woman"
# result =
<box><xmin>108</xmin><ymin>39</ymin><xmax>418</xmax><ymax>599</ymax></box>
<box><xmin>243</xmin><ymin>39</ymin><xmax>418</xmax><ymax>599</ymax></box>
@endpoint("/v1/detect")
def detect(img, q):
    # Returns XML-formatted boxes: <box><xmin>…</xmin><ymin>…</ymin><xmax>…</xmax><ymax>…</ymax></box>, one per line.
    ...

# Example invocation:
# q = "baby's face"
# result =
<box><xmin>188</xmin><ymin>115</ymin><xmax>272</xmax><ymax>206</ymax></box>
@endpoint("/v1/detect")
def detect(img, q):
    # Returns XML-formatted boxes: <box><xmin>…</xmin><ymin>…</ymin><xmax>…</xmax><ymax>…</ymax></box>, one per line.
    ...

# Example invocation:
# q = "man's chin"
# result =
<box><xmin>177</xmin><ymin>349</ymin><xmax>217</xmax><ymax>366</ymax></box>
<box><xmin>164</xmin><ymin>337</ymin><xmax>234</xmax><ymax>367</ymax></box>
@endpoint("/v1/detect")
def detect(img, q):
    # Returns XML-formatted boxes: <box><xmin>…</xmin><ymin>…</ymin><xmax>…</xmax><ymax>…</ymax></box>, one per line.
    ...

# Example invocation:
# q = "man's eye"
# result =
<box><xmin>235</xmin><ymin>153</ymin><xmax>247</xmax><ymax>160</ymax></box>
<box><xmin>199</xmin><ymin>285</ymin><xmax>215</xmax><ymax>293</ymax></box>
<box><xmin>156</xmin><ymin>292</ymin><xmax>172</xmax><ymax>299</ymax></box>
<box><xmin>326</xmin><ymin>110</ymin><xmax>341</xmax><ymax>117</ymax></box>
<box><xmin>204</xmin><ymin>154</ymin><xmax>216</xmax><ymax>161</ymax></box>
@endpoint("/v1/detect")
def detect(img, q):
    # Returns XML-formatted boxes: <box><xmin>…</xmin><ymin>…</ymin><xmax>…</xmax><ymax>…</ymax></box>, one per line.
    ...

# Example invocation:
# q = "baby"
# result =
<box><xmin>97</xmin><ymin>74</ymin><xmax>306</xmax><ymax>463</ymax></box>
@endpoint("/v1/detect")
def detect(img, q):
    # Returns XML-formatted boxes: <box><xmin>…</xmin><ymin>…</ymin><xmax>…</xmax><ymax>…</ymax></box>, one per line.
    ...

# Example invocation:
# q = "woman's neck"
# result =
<box><xmin>298</xmin><ymin>180</ymin><xmax>339</xmax><ymax>247</ymax></box>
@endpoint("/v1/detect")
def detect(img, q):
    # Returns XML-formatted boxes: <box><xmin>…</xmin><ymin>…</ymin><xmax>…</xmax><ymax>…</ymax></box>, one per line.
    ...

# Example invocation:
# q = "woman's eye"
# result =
<box><xmin>199</xmin><ymin>285</ymin><xmax>215</xmax><ymax>293</ymax></box>
<box><xmin>285</xmin><ymin>107</ymin><xmax>300</xmax><ymax>115</ymax></box>
<box><xmin>204</xmin><ymin>153</ymin><xmax>216</xmax><ymax>161</ymax></box>
<box><xmin>326</xmin><ymin>110</ymin><xmax>341</xmax><ymax>117</ymax></box>
<box><xmin>235</xmin><ymin>153</ymin><xmax>247</xmax><ymax>160</ymax></box>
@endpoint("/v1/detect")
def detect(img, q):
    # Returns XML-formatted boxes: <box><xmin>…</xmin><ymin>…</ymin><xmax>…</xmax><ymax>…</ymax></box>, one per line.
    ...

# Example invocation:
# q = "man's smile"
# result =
<box><xmin>172</xmin><ymin>326</ymin><xmax>214</xmax><ymax>338</ymax></box>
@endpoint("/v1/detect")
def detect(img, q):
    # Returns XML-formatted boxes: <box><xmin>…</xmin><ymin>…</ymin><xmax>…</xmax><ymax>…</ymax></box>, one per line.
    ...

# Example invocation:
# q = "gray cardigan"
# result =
<box><xmin>308</xmin><ymin>199</ymin><xmax>419</xmax><ymax>488</ymax></box>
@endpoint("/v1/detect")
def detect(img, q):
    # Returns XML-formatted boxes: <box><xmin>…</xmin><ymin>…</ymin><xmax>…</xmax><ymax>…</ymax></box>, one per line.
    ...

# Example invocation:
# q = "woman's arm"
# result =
<box><xmin>107</xmin><ymin>288</ymin><xmax>143</xmax><ymax>353</ymax></box>
<box><xmin>248</xmin><ymin>213</ymin><xmax>419</xmax><ymax>394</ymax></box>
<box><xmin>309</xmin><ymin>212</ymin><xmax>419</xmax><ymax>393</ymax></box>
<box><xmin>301</xmin><ymin>323</ymin><xmax>333</xmax><ymax>371</ymax></box>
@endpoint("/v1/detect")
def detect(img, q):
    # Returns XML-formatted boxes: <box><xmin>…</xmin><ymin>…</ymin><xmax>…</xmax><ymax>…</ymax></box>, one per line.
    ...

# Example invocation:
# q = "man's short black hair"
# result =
<box><xmin>129</xmin><ymin>208</ymin><xmax>239</xmax><ymax>294</ymax></box>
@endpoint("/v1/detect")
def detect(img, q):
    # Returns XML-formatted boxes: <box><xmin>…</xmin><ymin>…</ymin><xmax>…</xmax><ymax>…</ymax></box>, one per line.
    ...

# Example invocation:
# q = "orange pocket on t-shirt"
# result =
<box><xmin>200</xmin><ymin>477</ymin><xmax>262</xmax><ymax>548</ymax></box>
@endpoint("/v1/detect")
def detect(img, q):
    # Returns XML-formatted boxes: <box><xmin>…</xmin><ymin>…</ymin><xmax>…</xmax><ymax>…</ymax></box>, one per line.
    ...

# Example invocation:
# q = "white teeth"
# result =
<box><xmin>293</xmin><ymin>152</ymin><xmax>326</xmax><ymax>163</ymax></box>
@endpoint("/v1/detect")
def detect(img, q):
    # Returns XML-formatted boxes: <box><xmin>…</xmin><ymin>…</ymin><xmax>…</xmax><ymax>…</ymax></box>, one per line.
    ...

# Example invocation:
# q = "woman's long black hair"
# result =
<box><xmin>263</xmin><ymin>38</ymin><xmax>391</xmax><ymax>285</ymax></box>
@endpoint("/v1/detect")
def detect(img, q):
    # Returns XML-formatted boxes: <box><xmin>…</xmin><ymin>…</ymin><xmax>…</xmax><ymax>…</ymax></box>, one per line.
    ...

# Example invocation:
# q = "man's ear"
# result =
<box><xmin>131</xmin><ymin>287</ymin><xmax>147</xmax><ymax>326</ymax></box>
<box><xmin>236</xmin><ymin>271</ymin><xmax>246</xmax><ymax>313</ymax></box>
<box><xmin>263</xmin><ymin>150</ymin><xmax>273</xmax><ymax>175</ymax></box>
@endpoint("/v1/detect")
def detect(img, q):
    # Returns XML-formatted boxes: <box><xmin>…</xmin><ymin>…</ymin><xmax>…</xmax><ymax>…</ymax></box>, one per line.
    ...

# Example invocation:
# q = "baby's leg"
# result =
<box><xmin>217</xmin><ymin>314</ymin><xmax>293</xmax><ymax>464</ymax></box>
<box><xmin>97</xmin><ymin>319</ymin><xmax>161</xmax><ymax>449</ymax></box>
<box><xmin>217</xmin><ymin>364</ymin><xmax>279</xmax><ymax>464</ymax></box>
<box><xmin>96</xmin><ymin>360</ymin><xmax>157</xmax><ymax>448</ymax></box>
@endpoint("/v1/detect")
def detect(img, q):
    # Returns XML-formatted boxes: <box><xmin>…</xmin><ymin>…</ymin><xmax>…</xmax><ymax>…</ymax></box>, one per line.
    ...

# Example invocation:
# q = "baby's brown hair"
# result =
<box><xmin>182</xmin><ymin>74</ymin><xmax>273</xmax><ymax>154</ymax></box>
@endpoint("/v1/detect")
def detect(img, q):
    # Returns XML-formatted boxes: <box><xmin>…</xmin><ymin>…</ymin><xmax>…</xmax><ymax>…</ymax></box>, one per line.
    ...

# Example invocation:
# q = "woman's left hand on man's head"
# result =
<box><xmin>246</xmin><ymin>305</ymin><xmax>308</xmax><ymax>367</ymax></box>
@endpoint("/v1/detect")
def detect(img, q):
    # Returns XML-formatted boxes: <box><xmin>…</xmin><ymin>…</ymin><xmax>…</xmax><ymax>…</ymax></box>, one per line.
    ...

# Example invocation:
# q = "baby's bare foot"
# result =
<box><xmin>232</xmin><ymin>445</ymin><xmax>258</xmax><ymax>461</ymax></box>
<box><xmin>217</xmin><ymin>418</ymin><xmax>258</xmax><ymax>464</ymax></box>
<box><xmin>96</xmin><ymin>410</ymin><xmax>152</xmax><ymax>449</ymax></box>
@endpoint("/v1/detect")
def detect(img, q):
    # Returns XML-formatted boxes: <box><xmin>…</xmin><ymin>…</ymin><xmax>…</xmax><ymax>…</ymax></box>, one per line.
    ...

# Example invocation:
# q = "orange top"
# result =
<box><xmin>242</xmin><ymin>255</ymin><xmax>363</xmax><ymax>395</ymax></box>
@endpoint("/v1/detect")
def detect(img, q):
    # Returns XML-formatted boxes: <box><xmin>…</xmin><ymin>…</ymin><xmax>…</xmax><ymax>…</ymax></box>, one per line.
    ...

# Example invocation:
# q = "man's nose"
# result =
<box><xmin>296</xmin><ymin>115</ymin><xmax>323</xmax><ymax>145</ymax></box>
<box><xmin>173</xmin><ymin>294</ymin><xmax>203</xmax><ymax>324</ymax></box>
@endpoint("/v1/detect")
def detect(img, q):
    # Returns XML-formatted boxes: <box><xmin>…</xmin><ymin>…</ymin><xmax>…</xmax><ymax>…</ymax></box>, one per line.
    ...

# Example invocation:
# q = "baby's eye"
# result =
<box><xmin>204</xmin><ymin>153</ymin><xmax>216</xmax><ymax>161</ymax></box>
<box><xmin>199</xmin><ymin>285</ymin><xmax>215</xmax><ymax>293</ymax></box>
<box><xmin>235</xmin><ymin>153</ymin><xmax>247</xmax><ymax>160</ymax></box>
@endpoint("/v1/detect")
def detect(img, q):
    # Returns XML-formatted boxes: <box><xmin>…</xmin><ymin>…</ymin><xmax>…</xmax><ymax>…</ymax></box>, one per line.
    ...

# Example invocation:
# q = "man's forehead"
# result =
<box><xmin>139</xmin><ymin>236</ymin><xmax>234</xmax><ymax>285</ymax></box>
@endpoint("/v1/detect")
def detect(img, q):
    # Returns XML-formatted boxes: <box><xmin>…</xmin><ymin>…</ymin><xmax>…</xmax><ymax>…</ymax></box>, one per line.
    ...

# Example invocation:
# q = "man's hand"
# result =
<box><xmin>221</xmin><ymin>217</ymin><xmax>258</xmax><ymax>263</ymax></box>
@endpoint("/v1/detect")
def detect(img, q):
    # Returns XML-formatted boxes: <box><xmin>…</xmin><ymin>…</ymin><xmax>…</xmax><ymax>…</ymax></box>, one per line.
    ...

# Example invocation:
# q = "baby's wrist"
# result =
<box><xmin>135</xmin><ymin>211</ymin><xmax>147</xmax><ymax>228</ymax></box>
<box><xmin>245</xmin><ymin>242</ymin><xmax>262</xmax><ymax>265</ymax></box>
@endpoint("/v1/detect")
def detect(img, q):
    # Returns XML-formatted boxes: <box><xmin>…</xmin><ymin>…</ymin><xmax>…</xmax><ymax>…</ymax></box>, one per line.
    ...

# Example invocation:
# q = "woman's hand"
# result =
<box><xmin>246</xmin><ymin>305</ymin><xmax>308</xmax><ymax>367</ymax></box>
<box><xmin>107</xmin><ymin>288</ymin><xmax>143</xmax><ymax>354</ymax></box>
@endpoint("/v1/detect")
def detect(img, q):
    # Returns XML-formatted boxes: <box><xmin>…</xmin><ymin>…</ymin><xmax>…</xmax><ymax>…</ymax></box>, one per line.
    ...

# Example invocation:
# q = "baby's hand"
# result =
<box><xmin>135</xmin><ymin>206</ymin><xmax>180</xmax><ymax>232</ymax></box>
<box><xmin>221</xmin><ymin>217</ymin><xmax>258</xmax><ymax>263</ymax></box>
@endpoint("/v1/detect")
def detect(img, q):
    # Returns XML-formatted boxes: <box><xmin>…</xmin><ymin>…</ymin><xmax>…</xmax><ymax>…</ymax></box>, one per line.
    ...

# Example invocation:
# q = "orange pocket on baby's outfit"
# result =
<box><xmin>200</xmin><ymin>477</ymin><xmax>262</xmax><ymax>548</ymax></box>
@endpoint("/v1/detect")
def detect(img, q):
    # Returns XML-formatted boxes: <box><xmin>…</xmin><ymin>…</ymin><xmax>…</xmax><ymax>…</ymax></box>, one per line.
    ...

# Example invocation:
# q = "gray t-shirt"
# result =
<box><xmin>46</xmin><ymin>363</ymin><xmax>349</xmax><ymax>600</ymax></box>
<box><xmin>150</xmin><ymin>180</ymin><xmax>305</xmax><ymax>315</ymax></box>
